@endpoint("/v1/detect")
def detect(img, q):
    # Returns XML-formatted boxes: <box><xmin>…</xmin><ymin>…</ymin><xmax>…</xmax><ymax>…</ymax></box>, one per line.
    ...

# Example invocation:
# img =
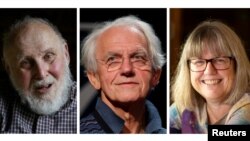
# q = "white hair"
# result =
<box><xmin>81</xmin><ymin>15</ymin><xmax>165</xmax><ymax>73</ymax></box>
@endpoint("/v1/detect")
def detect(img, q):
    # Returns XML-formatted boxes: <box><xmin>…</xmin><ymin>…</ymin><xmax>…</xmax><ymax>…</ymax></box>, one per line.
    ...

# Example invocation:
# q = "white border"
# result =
<box><xmin>0</xmin><ymin>0</ymin><xmax>250</xmax><ymax>8</ymax></box>
<box><xmin>1</xmin><ymin>0</ymin><xmax>247</xmax><ymax>141</ymax></box>
<box><xmin>76</xmin><ymin>7</ymin><xmax>80</xmax><ymax>134</ymax></box>
<box><xmin>166</xmin><ymin>7</ymin><xmax>170</xmax><ymax>134</ymax></box>
<box><xmin>0</xmin><ymin>134</ymin><xmax>207</xmax><ymax>141</ymax></box>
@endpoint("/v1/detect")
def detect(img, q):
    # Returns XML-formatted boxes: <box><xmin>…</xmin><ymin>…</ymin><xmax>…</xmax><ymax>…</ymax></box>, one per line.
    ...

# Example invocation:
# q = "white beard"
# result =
<box><xmin>10</xmin><ymin>65</ymin><xmax>73</xmax><ymax>115</ymax></box>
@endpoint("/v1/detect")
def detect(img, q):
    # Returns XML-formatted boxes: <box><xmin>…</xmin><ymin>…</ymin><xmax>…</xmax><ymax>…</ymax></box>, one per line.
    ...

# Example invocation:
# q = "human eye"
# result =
<box><xmin>213</xmin><ymin>57</ymin><xmax>227</xmax><ymax>65</ymax></box>
<box><xmin>44</xmin><ymin>52</ymin><xmax>56</xmax><ymax>63</ymax></box>
<box><xmin>19</xmin><ymin>59</ymin><xmax>32</xmax><ymax>69</ymax></box>
<box><xmin>106</xmin><ymin>56</ymin><xmax>121</xmax><ymax>65</ymax></box>
<box><xmin>132</xmin><ymin>52</ymin><xmax>148</xmax><ymax>62</ymax></box>
<box><xmin>191</xmin><ymin>59</ymin><xmax>205</xmax><ymax>66</ymax></box>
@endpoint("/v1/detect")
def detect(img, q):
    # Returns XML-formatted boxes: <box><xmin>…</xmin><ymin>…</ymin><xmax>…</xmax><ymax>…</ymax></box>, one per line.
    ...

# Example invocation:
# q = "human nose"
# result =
<box><xmin>34</xmin><ymin>61</ymin><xmax>48</xmax><ymax>79</ymax></box>
<box><xmin>203</xmin><ymin>62</ymin><xmax>217</xmax><ymax>74</ymax></box>
<box><xmin>120</xmin><ymin>58</ymin><xmax>134</xmax><ymax>74</ymax></box>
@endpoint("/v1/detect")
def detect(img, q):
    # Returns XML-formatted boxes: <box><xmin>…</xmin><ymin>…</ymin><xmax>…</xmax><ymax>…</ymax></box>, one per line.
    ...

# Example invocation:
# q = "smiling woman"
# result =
<box><xmin>170</xmin><ymin>20</ymin><xmax>250</xmax><ymax>134</ymax></box>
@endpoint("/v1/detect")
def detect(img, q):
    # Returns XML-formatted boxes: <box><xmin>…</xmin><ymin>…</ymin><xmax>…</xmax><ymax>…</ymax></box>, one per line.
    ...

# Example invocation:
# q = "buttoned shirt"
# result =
<box><xmin>0</xmin><ymin>82</ymin><xmax>77</xmax><ymax>133</ymax></box>
<box><xmin>80</xmin><ymin>97</ymin><xmax>166</xmax><ymax>134</ymax></box>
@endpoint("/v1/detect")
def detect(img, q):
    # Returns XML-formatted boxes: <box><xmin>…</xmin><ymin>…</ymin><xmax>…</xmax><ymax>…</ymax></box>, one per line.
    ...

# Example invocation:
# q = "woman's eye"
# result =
<box><xmin>193</xmin><ymin>60</ymin><xmax>205</xmax><ymax>66</ymax></box>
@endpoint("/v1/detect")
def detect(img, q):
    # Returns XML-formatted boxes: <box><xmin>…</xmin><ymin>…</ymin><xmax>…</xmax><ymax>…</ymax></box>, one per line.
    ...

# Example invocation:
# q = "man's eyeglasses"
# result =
<box><xmin>96</xmin><ymin>53</ymin><xmax>151</xmax><ymax>72</ymax></box>
<box><xmin>188</xmin><ymin>56</ymin><xmax>234</xmax><ymax>72</ymax></box>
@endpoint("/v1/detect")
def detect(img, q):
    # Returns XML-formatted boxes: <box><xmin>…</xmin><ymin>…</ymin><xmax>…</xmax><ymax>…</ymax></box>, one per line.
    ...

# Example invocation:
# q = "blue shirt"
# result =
<box><xmin>80</xmin><ymin>97</ymin><xmax>166</xmax><ymax>134</ymax></box>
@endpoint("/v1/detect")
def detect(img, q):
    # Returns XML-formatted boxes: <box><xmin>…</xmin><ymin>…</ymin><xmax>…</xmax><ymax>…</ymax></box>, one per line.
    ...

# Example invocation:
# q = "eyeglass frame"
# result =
<box><xmin>187</xmin><ymin>56</ymin><xmax>234</xmax><ymax>72</ymax></box>
<box><xmin>95</xmin><ymin>53</ymin><xmax>152</xmax><ymax>72</ymax></box>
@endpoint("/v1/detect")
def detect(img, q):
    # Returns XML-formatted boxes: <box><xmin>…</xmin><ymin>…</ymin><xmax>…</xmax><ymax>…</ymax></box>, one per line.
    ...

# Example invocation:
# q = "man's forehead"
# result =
<box><xmin>19</xmin><ymin>22</ymin><xmax>56</xmax><ymax>39</ymax></box>
<box><xmin>99</xmin><ymin>26</ymin><xmax>144</xmax><ymax>39</ymax></box>
<box><xmin>15</xmin><ymin>23</ymin><xmax>61</xmax><ymax>48</ymax></box>
<box><xmin>96</xmin><ymin>26</ymin><xmax>148</xmax><ymax>53</ymax></box>
<box><xmin>5</xmin><ymin>23</ymin><xmax>62</xmax><ymax>57</ymax></box>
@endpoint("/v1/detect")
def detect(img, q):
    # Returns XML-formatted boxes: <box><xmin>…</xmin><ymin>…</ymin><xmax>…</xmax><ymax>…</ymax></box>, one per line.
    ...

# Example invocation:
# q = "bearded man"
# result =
<box><xmin>0</xmin><ymin>16</ymin><xmax>76</xmax><ymax>133</ymax></box>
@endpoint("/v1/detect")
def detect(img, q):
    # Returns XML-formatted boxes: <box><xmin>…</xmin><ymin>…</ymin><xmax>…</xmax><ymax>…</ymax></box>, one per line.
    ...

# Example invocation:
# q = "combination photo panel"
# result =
<box><xmin>170</xmin><ymin>8</ymin><xmax>250</xmax><ymax>134</ymax></box>
<box><xmin>0</xmin><ymin>8</ymin><xmax>77</xmax><ymax>133</ymax></box>
<box><xmin>79</xmin><ymin>8</ymin><xmax>167</xmax><ymax>134</ymax></box>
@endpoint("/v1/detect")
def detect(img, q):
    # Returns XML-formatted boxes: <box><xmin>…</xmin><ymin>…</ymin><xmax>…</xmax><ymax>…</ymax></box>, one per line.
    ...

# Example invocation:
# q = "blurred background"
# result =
<box><xmin>170</xmin><ymin>9</ymin><xmax>250</xmax><ymax>105</ymax></box>
<box><xmin>170</xmin><ymin>8</ymin><xmax>250</xmax><ymax>79</ymax></box>
<box><xmin>0</xmin><ymin>9</ymin><xmax>77</xmax><ymax>96</ymax></box>
<box><xmin>80</xmin><ymin>8</ymin><xmax>167</xmax><ymax>128</ymax></box>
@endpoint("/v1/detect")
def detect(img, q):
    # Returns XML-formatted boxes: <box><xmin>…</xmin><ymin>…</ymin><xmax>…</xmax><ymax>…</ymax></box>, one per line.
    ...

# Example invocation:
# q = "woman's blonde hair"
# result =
<box><xmin>171</xmin><ymin>20</ymin><xmax>250</xmax><ymax>124</ymax></box>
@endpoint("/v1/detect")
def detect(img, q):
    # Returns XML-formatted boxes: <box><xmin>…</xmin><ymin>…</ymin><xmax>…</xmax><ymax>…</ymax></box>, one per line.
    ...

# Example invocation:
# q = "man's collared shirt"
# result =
<box><xmin>80</xmin><ymin>97</ymin><xmax>166</xmax><ymax>134</ymax></box>
<box><xmin>0</xmin><ymin>82</ymin><xmax>77</xmax><ymax>133</ymax></box>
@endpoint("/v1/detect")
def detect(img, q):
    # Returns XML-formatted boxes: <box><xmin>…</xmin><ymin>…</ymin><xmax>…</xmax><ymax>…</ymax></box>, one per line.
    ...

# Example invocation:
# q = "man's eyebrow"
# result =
<box><xmin>104</xmin><ymin>48</ymin><xmax>148</xmax><ymax>56</ymax></box>
<box><xmin>136</xmin><ymin>49</ymin><xmax>147</xmax><ymax>53</ymax></box>
<box><xmin>16</xmin><ymin>48</ymin><xmax>56</xmax><ymax>60</ymax></box>
<box><xmin>42</xmin><ymin>48</ymin><xmax>56</xmax><ymax>53</ymax></box>
<box><xmin>103</xmin><ymin>52</ymin><xmax>121</xmax><ymax>60</ymax></box>
<box><xmin>16</xmin><ymin>53</ymin><xmax>28</xmax><ymax>61</ymax></box>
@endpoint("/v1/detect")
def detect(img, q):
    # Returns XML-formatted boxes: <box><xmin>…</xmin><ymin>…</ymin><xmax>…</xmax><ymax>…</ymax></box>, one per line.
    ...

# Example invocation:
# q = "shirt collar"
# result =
<box><xmin>95</xmin><ymin>98</ymin><xmax>124</xmax><ymax>133</ymax></box>
<box><xmin>144</xmin><ymin>100</ymin><xmax>165</xmax><ymax>133</ymax></box>
<box><xmin>95</xmin><ymin>97</ymin><xmax>165</xmax><ymax>133</ymax></box>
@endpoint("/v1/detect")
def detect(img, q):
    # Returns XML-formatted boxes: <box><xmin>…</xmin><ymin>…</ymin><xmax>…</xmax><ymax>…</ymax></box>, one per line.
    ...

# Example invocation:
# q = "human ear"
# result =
<box><xmin>64</xmin><ymin>44</ymin><xmax>70</xmax><ymax>65</ymax></box>
<box><xmin>151</xmin><ymin>69</ymin><xmax>162</xmax><ymax>87</ymax></box>
<box><xmin>87</xmin><ymin>71</ymin><xmax>101</xmax><ymax>90</ymax></box>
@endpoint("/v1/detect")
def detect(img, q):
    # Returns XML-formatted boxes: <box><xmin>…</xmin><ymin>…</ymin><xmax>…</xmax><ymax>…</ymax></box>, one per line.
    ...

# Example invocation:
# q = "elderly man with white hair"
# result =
<box><xmin>80</xmin><ymin>15</ymin><xmax>166</xmax><ymax>134</ymax></box>
<box><xmin>0</xmin><ymin>16</ymin><xmax>77</xmax><ymax>133</ymax></box>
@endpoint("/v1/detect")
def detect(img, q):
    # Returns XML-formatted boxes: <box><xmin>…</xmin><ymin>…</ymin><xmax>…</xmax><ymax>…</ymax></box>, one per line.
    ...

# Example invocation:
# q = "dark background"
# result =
<box><xmin>0</xmin><ymin>9</ymin><xmax>77</xmax><ymax>96</ymax></box>
<box><xmin>80</xmin><ymin>8</ymin><xmax>167</xmax><ymax>128</ymax></box>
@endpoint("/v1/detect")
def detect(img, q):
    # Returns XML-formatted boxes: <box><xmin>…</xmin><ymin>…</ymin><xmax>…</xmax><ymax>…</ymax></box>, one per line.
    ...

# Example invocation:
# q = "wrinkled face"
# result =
<box><xmin>87</xmin><ymin>26</ymin><xmax>161</xmax><ymax>105</ymax></box>
<box><xmin>4</xmin><ymin>22</ymin><xmax>71</xmax><ymax>115</ymax></box>
<box><xmin>190</xmin><ymin>48</ymin><xmax>235</xmax><ymax>103</ymax></box>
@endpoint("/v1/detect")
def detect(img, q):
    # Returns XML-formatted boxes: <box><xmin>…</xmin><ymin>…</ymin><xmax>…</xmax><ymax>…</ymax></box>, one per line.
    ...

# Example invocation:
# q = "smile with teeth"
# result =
<box><xmin>34</xmin><ymin>83</ymin><xmax>53</xmax><ymax>93</ymax></box>
<box><xmin>202</xmin><ymin>79</ymin><xmax>221</xmax><ymax>85</ymax></box>
<box><xmin>36</xmin><ymin>84</ymin><xmax>52</xmax><ymax>88</ymax></box>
